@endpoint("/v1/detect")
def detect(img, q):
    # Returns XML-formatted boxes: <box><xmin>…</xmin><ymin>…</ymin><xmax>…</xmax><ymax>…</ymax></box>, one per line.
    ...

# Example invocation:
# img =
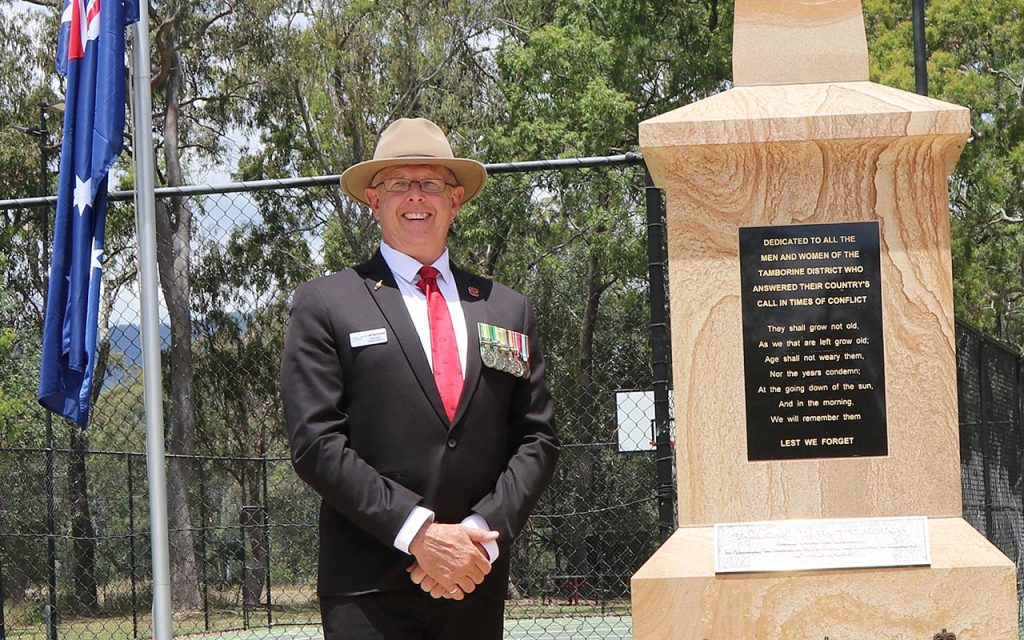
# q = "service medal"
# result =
<box><xmin>497</xmin><ymin>349</ymin><xmax>512</xmax><ymax>372</ymax></box>
<box><xmin>478</xmin><ymin>322</ymin><xmax>531</xmax><ymax>377</ymax></box>
<box><xmin>482</xmin><ymin>347</ymin><xmax>498</xmax><ymax>369</ymax></box>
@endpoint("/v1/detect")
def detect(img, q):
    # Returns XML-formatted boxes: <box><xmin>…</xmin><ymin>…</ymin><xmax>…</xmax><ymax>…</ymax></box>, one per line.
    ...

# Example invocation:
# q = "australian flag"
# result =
<box><xmin>39</xmin><ymin>0</ymin><xmax>139</xmax><ymax>426</ymax></box>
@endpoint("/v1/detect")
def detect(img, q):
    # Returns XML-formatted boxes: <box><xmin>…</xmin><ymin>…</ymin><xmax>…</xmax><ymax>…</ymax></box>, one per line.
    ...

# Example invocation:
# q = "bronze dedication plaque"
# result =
<box><xmin>739</xmin><ymin>222</ymin><xmax>887</xmax><ymax>461</ymax></box>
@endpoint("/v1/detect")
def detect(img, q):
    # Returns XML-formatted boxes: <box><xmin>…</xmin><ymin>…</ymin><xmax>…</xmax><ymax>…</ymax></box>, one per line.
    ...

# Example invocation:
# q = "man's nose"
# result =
<box><xmin>405</xmin><ymin>184</ymin><xmax>427</xmax><ymax>199</ymax></box>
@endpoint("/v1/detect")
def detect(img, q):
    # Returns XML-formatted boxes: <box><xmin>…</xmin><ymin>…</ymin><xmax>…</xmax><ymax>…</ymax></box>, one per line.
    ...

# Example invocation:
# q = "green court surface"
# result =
<box><xmin>504</xmin><ymin>616</ymin><xmax>632</xmax><ymax>639</ymax></box>
<box><xmin>174</xmin><ymin>616</ymin><xmax>633</xmax><ymax>640</ymax></box>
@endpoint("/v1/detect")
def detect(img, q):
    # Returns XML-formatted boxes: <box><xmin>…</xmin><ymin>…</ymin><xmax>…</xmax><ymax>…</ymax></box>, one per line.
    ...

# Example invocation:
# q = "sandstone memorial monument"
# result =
<box><xmin>630</xmin><ymin>0</ymin><xmax>1019</xmax><ymax>637</ymax></box>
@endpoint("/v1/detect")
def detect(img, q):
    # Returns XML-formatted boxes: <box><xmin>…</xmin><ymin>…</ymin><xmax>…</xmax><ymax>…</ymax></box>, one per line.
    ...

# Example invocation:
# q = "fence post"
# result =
<box><xmin>198</xmin><ymin>461</ymin><xmax>209</xmax><ymax>632</ymax></box>
<box><xmin>44</xmin><ymin>416</ymin><xmax>57</xmax><ymax>640</ymax></box>
<box><xmin>978</xmin><ymin>340</ymin><xmax>994</xmax><ymax>539</ymax></box>
<box><xmin>127</xmin><ymin>455</ymin><xmax>138</xmax><ymax>639</ymax></box>
<box><xmin>1</xmin><ymin>504</ymin><xmax>6</xmax><ymax>640</ymax></box>
<box><xmin>44</xmin><ymin>605</ymin><xmax>56</xmax><ymax>640</ymax></box>
<box><xmin>262</xmin><ymin>456</ymin><xmax>272</xmax><ymax>627</ymax></box>
<box><xmin>644</xmin><ymin>168</ymin><xmax>675</xmax><ymax>541</ymax></box>
<box><xmin>1017</xmin><ymin>351</ymin><xmax>1023</xmax><ymax>596</ymax></box>
<box><xmin>240</xmin><ymin>464</ymin><xmax>249</xmax><ymax>630</ymax></box>
<box><xmin>912</xmin><ymin>0</ymin><xmax>928</xmax><ymax>96</ymax></box>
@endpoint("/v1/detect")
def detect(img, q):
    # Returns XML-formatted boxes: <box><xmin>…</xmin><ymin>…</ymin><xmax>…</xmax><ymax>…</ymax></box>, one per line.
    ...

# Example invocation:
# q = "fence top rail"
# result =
<box><xmin>0</xmin><ymin>152</ymin><xmax>645</xmax><ymax>209</ymax></box>
<box><xmin>956</xmin><ymin>318</ymin><xmax>1024</xmax><ymax>359</ymax></box>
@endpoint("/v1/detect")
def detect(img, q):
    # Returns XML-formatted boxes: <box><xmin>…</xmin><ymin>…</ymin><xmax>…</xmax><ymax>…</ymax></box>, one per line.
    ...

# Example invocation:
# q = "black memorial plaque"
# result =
<box><xmin>739</xmin><ymin>221</ymin><xmax>887</xmax><ymax>461</ymax></box>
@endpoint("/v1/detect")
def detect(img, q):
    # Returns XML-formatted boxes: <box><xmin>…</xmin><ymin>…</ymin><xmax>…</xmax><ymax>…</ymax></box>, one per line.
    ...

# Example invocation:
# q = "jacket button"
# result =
<box><xmin>447</xmin><ymin>438</ymin><xmax>457</xmax><ymax>449</ymax></box>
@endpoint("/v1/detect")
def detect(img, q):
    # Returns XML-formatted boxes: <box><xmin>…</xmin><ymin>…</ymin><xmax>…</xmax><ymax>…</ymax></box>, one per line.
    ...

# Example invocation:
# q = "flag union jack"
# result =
<box><xmin>62</xmin><ymin>0</ymin><xmax>102</xmax><ymax>66</ymax></box>
<box><xmin>39</xmin><ymin>0</ymin><xmax>138</xmax><ymax>426</ymax></box>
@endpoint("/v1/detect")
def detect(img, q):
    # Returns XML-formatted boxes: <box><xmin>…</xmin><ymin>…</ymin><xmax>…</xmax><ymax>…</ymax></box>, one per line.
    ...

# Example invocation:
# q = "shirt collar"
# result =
<box><xmin>380</xmin><ymin>242</ymin><xmax>454</xmax><ymax>286</ymax></box>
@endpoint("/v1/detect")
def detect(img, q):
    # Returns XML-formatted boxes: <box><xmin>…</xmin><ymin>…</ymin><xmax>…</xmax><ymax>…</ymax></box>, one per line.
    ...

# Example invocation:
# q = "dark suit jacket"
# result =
<box><xmin>280</xmin><ymin>250</ymin><xmax>559</xmax><ymax>598</ymax></box>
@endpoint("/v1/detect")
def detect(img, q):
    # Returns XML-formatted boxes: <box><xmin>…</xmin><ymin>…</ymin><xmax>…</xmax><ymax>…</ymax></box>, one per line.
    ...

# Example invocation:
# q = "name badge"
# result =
<box><xmin>350</xmin><ymin>328</ymin><xmax>388</xmax><ymax>348</ymax></box>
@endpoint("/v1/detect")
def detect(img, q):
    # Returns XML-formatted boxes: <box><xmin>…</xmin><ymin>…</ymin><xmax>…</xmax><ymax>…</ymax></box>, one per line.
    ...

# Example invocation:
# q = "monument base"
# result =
<box><xmin>631</xmin><ymin>517</ymin><xmax>1017</xmax><ymax>639</ymax></box>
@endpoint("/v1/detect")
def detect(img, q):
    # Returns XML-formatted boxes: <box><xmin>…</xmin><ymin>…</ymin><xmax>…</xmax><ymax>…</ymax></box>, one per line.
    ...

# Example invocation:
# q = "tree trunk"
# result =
<box><xmin>241</xmin><ymin>466</ymin><xmax>268</xmax><ymax>607</ymax></box>
<box><xmin>566</xmin><ymin>249</ymin><xmax>605</xmax><ymax>600</ymax></box>
<box><xmin>66</xmin><ymin>266</ymin><xmax>126</xmax><ymax>616</ymax></box>
<box><xmin>154</xmin><ymin>32</ymin><xmax>201</xmax><ymax>610</ymax></box>
<box><xmin>67</xmin><ymin>426</ymin><xmax>99</xmax><ymax>615</ymax></box>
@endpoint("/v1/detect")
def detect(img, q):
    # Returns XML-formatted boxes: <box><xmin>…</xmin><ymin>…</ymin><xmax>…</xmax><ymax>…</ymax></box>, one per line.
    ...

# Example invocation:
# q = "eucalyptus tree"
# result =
<box><xmin>138</xmin><ymin>0</ymin><xmax>296</xmax><ymax>607</ymax></box>
<box><xmin>140</xmin><ymin>0</ymin><xmax>511</xmax><ymax>607</ymax></box>
<box><xmin>188</xmin><ymin>192</ymin><xmax>318</xmax><ymax>604</ymax></box>
<box><xmin>865</xmin><ymin>0</ymin><xmax>1024</xmax><ymax>347</ymax></box>
<box><xmin>0</xmin><ymin>8</ymin><xmax>56</xmax><ymax>325</ymax></box>
<box><xmin>460</xmin><ymin>0</ymin><xmax>733</xmax><ymax>595</ymax></box>
<box><xmin>237</xmin><ymin>0</ymin><xmax>503</xmax><ymax>266</ymax></box>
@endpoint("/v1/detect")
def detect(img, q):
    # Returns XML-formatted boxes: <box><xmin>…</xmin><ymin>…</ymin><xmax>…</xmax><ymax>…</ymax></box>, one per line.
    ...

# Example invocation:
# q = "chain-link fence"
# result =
<box><xmin>5</xmin><ymin>169</ymin><xmax>1024</xmax><ymax>640</ymax></box>
<box><xmin>1</xmin><ymin>161</ymin><xmax>671</xmax><ymax>640</ymax></box>
<box><xmin>957</xmin><ymin>320</ymin><xmax>1024</xmax><ymax>599</ymax></box>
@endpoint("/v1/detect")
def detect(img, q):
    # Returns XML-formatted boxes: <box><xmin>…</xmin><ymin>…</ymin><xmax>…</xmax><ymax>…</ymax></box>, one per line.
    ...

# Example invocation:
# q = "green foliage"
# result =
<box><xmin>0</xmin><ymin>10</ymin><xmax>55</xmax><ymax>201</ymax></box>
<box><xmin>0</xmin><ymin>0</ymin><xmax>732</xmax><ymax>612</ymax></box>
<box><xmin>0</xmin><ymin>261</ymin><xmax>42</xmax><ymax>442</ymax></box>
<box><xmin>19</xmin><ymin>0</ymin><xmax>1024</xmax><ymax>621</ymax></box>
<box><xmin>866</xmin><ymin>0</ymin><xmax>1024</xmax><ymax>346</ymax></box>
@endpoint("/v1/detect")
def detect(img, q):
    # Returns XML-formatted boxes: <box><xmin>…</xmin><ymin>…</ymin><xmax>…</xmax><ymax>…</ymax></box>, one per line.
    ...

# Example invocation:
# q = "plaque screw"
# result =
<box><xmin>933</xmin><ymin>630</ymin><xmax>956</xmax><ymax>640</ymax></box>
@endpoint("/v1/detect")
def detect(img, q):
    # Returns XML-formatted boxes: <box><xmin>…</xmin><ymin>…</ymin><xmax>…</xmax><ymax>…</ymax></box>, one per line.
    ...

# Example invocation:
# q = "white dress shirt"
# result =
<box><xmin>380</xmin><ymin>242</ymin><xmax>499</xmax><ymax>563</ymax></box>
<box><xmin>379</xmin><ymin>242</ymin><xmax>468</xmax><ymax>374</ymax></box>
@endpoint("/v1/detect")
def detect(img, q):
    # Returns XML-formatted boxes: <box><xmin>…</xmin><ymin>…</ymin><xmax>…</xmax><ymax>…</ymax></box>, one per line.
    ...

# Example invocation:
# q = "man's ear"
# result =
<box><xmin>449</xmin><ymin>185</ymin><xmax>465</xmax><ymax>216</ymax></box>
<box><xmin>364</xmin><ymin>188</ymin><xmax>380</xmax><ymax>217</ymax></box>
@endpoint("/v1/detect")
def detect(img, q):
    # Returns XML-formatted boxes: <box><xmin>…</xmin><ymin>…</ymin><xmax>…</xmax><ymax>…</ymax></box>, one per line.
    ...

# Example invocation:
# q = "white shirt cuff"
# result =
<box><xmin>394</xmin><ymin>506</ymin><xmax>434</xmax><ymax>555</ymax></box>
<box><xmin>461</xmin><ymin>513</ymin><xmax>499</xmax><ymax>563</ymax></box>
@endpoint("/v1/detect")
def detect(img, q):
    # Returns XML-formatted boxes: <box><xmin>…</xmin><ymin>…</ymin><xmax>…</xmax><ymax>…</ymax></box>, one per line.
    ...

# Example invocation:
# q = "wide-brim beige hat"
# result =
<box><xmin>340</xmin><ymin>118</ymin><xmax>487</xmax><ymax>206</ymax></box>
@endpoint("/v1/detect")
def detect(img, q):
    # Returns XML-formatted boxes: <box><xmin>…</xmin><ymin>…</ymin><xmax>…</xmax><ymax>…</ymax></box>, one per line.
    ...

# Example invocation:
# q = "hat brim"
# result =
<box><xmin>340</xmin><ymin>157</ymin><xmax>488</xmax><ymax>206</ymax></box>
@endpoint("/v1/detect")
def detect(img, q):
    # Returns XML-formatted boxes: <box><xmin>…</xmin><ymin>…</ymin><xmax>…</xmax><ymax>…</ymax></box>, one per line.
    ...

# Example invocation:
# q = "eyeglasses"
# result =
<box><xmin>373</xmin><ymin>178</ymin><xmax>453</xmax><ymax>193</ymax></box>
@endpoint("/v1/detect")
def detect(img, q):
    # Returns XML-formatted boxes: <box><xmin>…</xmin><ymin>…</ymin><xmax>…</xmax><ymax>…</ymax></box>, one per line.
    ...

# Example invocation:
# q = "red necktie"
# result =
<box><xmin>417</xmin><ymin>266</ymin><xmax>463</xmax><ymax>421</ymax></box>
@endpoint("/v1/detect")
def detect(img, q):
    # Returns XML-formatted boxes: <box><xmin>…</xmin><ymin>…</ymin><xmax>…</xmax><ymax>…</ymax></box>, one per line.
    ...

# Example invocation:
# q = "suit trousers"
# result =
<box><xmin>320</xmin><ymin>588</ymin><xmax>505</xmax><ymax>640</ymax></box>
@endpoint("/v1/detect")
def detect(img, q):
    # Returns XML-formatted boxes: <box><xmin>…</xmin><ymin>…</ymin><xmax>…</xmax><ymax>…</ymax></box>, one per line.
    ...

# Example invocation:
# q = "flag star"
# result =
<box><xmin>74</xmin><ymin>175</ymin><xmax>92</xmax><ymax>215</ymax></box>
<box><xmin>91</xmin><ymin>248</ymin><xmax>104</xmax><ymax>270</ymax></box>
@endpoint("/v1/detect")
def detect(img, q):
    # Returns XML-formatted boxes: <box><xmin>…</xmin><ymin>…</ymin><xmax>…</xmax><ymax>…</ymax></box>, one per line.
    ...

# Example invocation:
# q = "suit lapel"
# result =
<box><xmin>358</xmin><ymin>252</ymin><xmax>449</xmax><ymax>426</ymax></box>
<box><xmin>451</xmin><ymin>265</ymin><xmax>491</xmax><ymax>428</ymax></box>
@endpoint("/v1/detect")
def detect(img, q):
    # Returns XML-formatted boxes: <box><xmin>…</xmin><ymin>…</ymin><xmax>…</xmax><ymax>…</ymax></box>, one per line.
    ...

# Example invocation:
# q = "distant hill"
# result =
<box><xmin>101</xmin><ymin>315</ymin><xmax>247</xmax><ymax>389</ymax></box>
<box><xmin>108</xmin><ymin>323</ymin><xmax>171</xmax><ymax>368</ymax></box>
<box><xmin>99</xmin><ymin>323</ymin><xmax>171</xmax><ymax>389</ymax></box>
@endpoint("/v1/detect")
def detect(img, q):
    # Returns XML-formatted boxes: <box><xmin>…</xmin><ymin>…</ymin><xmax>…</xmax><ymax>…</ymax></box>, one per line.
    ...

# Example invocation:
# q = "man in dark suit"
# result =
<box><xmin>281</xmin><ymin>117</ymin><xmax>559</xmax><ymax>639</ymax></box>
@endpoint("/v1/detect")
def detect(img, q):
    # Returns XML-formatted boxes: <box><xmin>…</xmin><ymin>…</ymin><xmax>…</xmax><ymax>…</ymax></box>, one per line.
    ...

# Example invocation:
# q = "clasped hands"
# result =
<box><xmin>406</xmin><ymin>522</ymin><xmax>499</xmax><ymax>601</ymax></box>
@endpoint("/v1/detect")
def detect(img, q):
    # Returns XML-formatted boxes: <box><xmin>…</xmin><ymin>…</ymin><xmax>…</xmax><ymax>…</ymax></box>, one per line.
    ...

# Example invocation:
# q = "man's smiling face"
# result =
<box><xmin>365</xmin><ymin>164</ymin><xmax>465</xmax><ymax>265</ymax></box>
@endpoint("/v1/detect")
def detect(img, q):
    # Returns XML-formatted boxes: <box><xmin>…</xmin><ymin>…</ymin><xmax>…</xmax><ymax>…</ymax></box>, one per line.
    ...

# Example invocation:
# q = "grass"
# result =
<box><xmin>3</xmin><ymin>594</ymin><xmax>633</xmax><ymax>640</ymax></box>
<box><xmin>11</xmin><ymin>596</ymin><xmax>1017</xmax><ymax>639</ymax></box>
<box><xmin>3</xmin><ymin>585</ymin><xmax>322</xmax><ymax>640</ymax></box>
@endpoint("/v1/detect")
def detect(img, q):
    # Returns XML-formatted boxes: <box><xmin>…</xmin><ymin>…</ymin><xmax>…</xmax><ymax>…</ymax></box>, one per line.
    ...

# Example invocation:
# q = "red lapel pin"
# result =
<box><xmin>468</xmin><ymin>286</ymin><xmax>480</xmax><ymax>298</ymax></box>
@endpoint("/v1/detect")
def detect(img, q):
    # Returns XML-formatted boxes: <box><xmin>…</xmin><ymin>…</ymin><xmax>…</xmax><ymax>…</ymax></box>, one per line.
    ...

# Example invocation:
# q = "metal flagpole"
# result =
<box><xmin>130</xmin><ymin>12</ymin><xmax>174</xmax><ymax>640</ymax></box>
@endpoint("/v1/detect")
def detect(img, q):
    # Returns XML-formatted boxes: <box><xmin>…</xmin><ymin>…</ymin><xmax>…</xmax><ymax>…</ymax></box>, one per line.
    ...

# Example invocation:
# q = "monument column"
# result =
<box><xmin>630</xmin><ymin>1</ymin><xmax>1017</xmax><ymax>637</ymax></box>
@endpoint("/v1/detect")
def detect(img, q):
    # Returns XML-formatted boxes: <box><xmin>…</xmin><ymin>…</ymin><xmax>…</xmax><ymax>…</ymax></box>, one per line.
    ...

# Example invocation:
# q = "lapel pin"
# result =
<box><xmin>374</xmin><ymin>280</ymin><xmax>383</xmax><ymax>291</ymax></box>
<box><xmin>468</xmin><ymin>286</ymin><xmax>479</xmax><ymax>298</ymax></box>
